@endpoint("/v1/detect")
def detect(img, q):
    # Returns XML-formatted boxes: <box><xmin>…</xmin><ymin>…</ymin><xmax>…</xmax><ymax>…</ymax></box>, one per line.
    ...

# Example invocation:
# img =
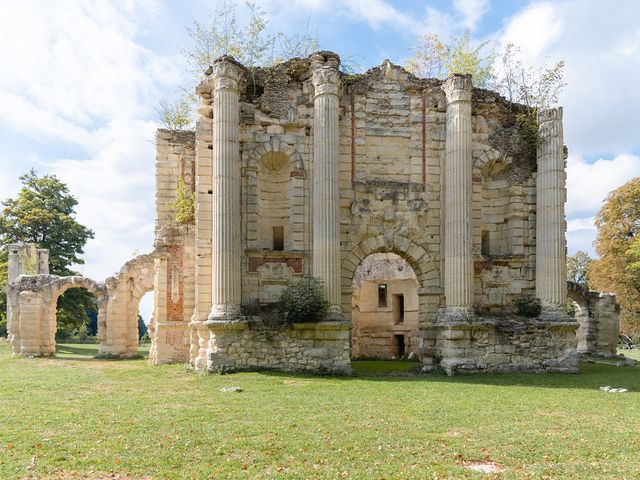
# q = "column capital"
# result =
<box><xmin>537</xmin><ymin>107</ymin><xmax>563</xmax><ymax>141</ymax></box>
<box><xmin>210</xmin><ymin>55</ymin><xmax>245</xmax><ymax>92</ymax></box>
<box><xmin>442</xmin><ymin>74</ymin><xmax>472</xmax><ymax>104</ymax></box>
<box><xmin>537</xmin><ymin>106</ymin><xmax>563</xmax><ymax>124</ymax></box>
<box><xmin>311</xmin><ymin>52</ymin><xmax>341</xmax><ymax>97</ymax></box>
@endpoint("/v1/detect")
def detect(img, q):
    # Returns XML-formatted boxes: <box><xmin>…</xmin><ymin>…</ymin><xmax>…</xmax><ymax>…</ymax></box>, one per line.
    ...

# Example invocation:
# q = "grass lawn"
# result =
<box><xmin>619</xmin><ymin>348</ymin><xmax>640</xmax><ymax>362</ymax></box>
<box><xmin>0</xmin><ymin>340</ymin><xmax>639</xmax><ymax>479</ymax></box>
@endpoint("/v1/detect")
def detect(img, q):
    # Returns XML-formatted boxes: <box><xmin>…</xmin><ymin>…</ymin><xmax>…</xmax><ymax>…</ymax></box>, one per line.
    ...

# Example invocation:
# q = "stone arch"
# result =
<box><xmin>102</xmin><ymin>253</ymin><xmax>156</xmax><ymax>357</ymax></box>
<box><xmin>472</xmin><ymin>145</ymin><xmax>510</xmax><ymax>178</ymax></box>
<box><xmin>4</xmin><ymin>274</ymin><xmax>107</xmax><ymax>356</ymax></box>
<box><xmin>245</xmin><ymin>136</ymin><xmax>306</xmax><ymax>252</ymax></box>
<box><xmin>248</xmin><ymin>136</ymin><xmax>305</xmax><ymax>174</ymax></box>
<box><xmin>45</xmin><ymin>276</ymin><xmax>108</xmax><ymax>354</ymax></box>
<box><xmin>341</xmin><ymin>235</ymin><xmax>440</xmax><ymax>326</ymax></box>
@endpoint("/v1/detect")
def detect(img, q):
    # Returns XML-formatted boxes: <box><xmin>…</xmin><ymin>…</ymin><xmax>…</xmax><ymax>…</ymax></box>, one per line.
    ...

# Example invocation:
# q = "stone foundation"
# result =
<box><xmin>192</xmin><ymin>319</ymin><xmax>351</xmax><ymax>374</ymax></box>
<box><xmin>424</xmin><ymin>317</ymin><xmax>579</xmax><ymax>375</ymax></box>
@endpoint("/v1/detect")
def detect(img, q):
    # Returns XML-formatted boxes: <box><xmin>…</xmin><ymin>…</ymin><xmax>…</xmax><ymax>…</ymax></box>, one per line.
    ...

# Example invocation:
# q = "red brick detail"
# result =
<box><xmin>351</xmin><ymin>93</ymin><xmax>355</xmax><ymax>188</ymax></box>
<box><xmin>287</xmin><ymin>257</ymin><xmax>303</xmax><ymax>274</ymax></box>
<box><xmin>290</xmin><ymin>170</ymin><xmax>305</xmax><ymax>178</ymax></box>
<box><xmin>249</xmin><ymin>256</ymin><xmax>266</xmax><ymax>272</ymax></box>
<box><xmin>422</xmin><ymin>94</ymin><xmax>426</xmax><ymax>192</ymax></box>
<box><xmin>474</xmin><ymin>260</ymin><xmax>483</xmax><ymax>275</ymax></box>
<box><xmin>166</xmin><ymin>244</ymin><xmax>184</xmax><ymax>322</ymax></box>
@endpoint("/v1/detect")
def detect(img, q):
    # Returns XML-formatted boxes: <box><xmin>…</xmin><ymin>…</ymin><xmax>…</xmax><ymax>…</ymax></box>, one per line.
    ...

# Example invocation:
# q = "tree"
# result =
<box><xmin>567</xmin><ymin>251</ymin><xmax>593</xmax><ymax>288</ymax></box>
<box><xmin>492</xmin><ymin>42</ymin><xmax>566</xmax><ymax>111</ymax></box>
<box><xmin>406</xmin><ymin>29</ymin><xmax>495</xmax><ymax>87</ymax></box>
<box><xmin>0</xmin><ymin>170</ymin><xmax>96</xmax><ymax>336</ymax></box>
<box><xmin>589</xmin><ymin>177</ymin><xmax>640</xmax><ymax>335</ymax></box>
<box><xmin>158</xmin><ymin>1</ymin><xmax>321</xmax><ymax>130</ymax></box>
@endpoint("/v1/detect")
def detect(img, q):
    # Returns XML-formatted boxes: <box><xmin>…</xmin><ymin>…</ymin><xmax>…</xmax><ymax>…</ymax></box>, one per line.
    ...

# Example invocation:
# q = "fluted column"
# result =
<box><xmin>311</xmin><ymin>52</ymin><xmax>342</xmax><ymax>316</ymax></box>
<box><xmin>536</xmin><ymin>107</ymin><xmax>567</xmax><ymax>317</ymax></box>
<box><xmin>442</xmin><ymin>74</ymin><xmax>474</xmax><ymax>316</ymax></box>
<box><xmin>208</xmin><ymin>57</ymin><xmax>244</xmax><ymax>320</ymax></box>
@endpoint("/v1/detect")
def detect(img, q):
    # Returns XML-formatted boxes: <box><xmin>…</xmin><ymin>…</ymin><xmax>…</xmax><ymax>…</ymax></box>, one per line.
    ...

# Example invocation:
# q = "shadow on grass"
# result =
<box><xmin>255</xmin><ymin>360</ymin><xmax>640</xmax><ymax>391</ymax></box>
<box><xmin>54</xmin><ymin>343</ymin><xmax>149</xmax><ymax>361</ymax></box>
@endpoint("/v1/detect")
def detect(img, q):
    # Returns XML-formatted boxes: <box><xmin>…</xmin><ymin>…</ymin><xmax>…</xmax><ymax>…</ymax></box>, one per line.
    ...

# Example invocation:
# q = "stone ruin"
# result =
<box><xmin>3</xmin><ymin>51</ymin><xmax>621</xmax><ymax>374</ymax></box>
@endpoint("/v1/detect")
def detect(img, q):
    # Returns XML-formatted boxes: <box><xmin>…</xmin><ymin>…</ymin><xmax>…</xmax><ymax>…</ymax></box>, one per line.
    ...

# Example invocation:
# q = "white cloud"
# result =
<box><xmin>454</xmin><ymin>0</ymin><xmax>489</xmax><ymax>30</ymax></box>
<box><xmin>498</xmin><ymin>0</ymin><xmax>640</xmax><ymax>157</ymax></box>
<box><xmin>565</xmin><ymin>153</ymin><xmax>640</xmax><ymax>256</ymax></box>
<box><xmin>566</xmin><ymin>217</ymin><xmax>597</xmax><ymax>256</ymax></box>
<box><xmin>499</xmin><ymin>2</ymin><xmax>563</xmax><ymax>60</ymax></box>
<box><xmin>567</xmin><ymin>153</ymin><xmax>640</xmax><ymax>217</ymax></box>
<box><xmin>0</xmin><ymin>0</ymin><xmax>182</xmax><ymax>292</ymax></box>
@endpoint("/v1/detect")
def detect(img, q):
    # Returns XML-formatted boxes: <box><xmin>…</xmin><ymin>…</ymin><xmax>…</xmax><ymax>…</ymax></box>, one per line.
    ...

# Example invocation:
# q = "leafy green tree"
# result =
<box><xmin>589</xmin><ymin>177</ymin><xmax>640</xmax><ymax>335</ymax></box>
<box><xmin>0</xmin><ymin>170</ymin><xmax>96</xmax><ymax>336</ymax></box>
<box><xmin>158</xmin><ymin>1</ymin><xmax>322</xmax><ymax>130</ymax></box>
<box><xmin>567</xmin><ymin>251</ymin><xmax>593</xmax><ymax>288</ymax></box>
<box><xmin>492</xmin><ymin>42</ymin><xmax>566</xmax><ymax>111</ymax></box>
<box><xmin>407</xmin><ymin>29</ymin><xmax>495</xmax><ymax>87</ymax></box>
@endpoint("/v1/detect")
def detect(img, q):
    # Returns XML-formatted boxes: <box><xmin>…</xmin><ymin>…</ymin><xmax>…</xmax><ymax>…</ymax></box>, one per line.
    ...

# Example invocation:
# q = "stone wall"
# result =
<box><xmin>432</xmin><ymin>318</ymin><xmax>579</xmax><ymax>374</ymax></box>
<box><xmin>192</xmin><ymin>320</ymin><xmax>351</xmax><ymax>374</ymax></box>
<box><xmin>569</xmin><ymin>282</ymin><xmax>620</xmax><ymax>356</ymax></box>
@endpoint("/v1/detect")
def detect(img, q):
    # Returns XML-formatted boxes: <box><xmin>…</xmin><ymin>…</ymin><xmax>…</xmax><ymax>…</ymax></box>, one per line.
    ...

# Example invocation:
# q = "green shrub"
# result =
<box><xmin>513</xmin><ymin>295</ymin><xmax>541</xmax><ymax>318</ymax></box>
<box><xmin>55</xmin><ymin>325</ymin><xmax>98</xmax><ymax>344</ymax></box>
<box><xmin>168</xmin><ymin>178</ymin><xmax>195</xmax><ymax>225</ymax></box>
<box><xmin>0</xmin><ymin>317</ymin><xmax>7</xmax><ymax>338</ymax></box>
<box><xmin>276</xmin><ymin>277</ymin><xmax>328</xmax><ymax>325</ymax></box>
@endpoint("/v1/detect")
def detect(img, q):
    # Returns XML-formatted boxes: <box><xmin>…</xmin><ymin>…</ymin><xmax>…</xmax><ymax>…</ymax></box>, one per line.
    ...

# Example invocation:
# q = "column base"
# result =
<box><xmin>327</xmin><ymin>305</ymin><xmax>344</xmax><ymax>321</ymax></box>
<box><xmin>208</xmin><ymin>303</ymin><xmax>241</xmax><ymax>321</ymax></box>
<box><xmin>436</xmin><ymin>306</ymin><xmax>473</xmax><ymax>323</ymax></box>
<box><xmin>539</xmin><ymin>304</ymin><xmax>572</xmax><ymax>322</ymax></box>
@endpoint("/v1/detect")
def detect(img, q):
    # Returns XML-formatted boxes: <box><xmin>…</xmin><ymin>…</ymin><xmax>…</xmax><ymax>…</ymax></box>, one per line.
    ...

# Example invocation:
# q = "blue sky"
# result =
<box><xmin>1</xmin><ymin>0</ymin><xmax>639</xmax><ymax>319</ymax></box>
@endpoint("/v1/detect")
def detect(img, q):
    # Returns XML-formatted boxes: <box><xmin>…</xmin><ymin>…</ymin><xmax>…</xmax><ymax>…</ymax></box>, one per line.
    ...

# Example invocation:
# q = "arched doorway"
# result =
<box><xmin>351</xmin><ymin>253</ymin><xmax>420</xmax><ymax>359</ymax></box>
<box><xmin>44</xmin><ymin>277</ymin><xmax>108</xmax><ymax>356</ymax></box>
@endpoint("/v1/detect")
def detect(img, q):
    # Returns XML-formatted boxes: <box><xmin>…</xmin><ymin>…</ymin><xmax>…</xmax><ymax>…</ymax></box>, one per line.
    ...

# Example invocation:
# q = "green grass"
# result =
<box><xmin>351</xmin><ymin>359</ymin><xmax>419</xmax><ymax>375</ymax></box>
<box><xmin>618</xmin><ymin>348</ymin><xmax>640</xmax><ymax>362</ymax></box>
<box><xmin>0</xmin><ymin>340</ymin><xmax>639</xmax><ymax>479</ymax></box>
<box><xmin>55</xmin><ymin>343</ymin><xmax>150</xmax><ymax>360</ymax></box>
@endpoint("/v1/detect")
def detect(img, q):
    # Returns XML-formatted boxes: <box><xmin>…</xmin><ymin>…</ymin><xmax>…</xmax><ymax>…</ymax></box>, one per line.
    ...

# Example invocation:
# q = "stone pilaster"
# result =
<box><xmin>441</xmin><ymin>74</ymin><xmax>474</xmax><ymax>317</ymax></box>
<box><xmin>208</xmin><ymin>57</ymin><xmax>244</xmax><ymax>320</ymax></box>
<box><xmin>311</xmin><ymin>52</ymin><xmax>342</xmax><ymax>316</ymax></box>
<box><xmin>536</xmin><ymin>107</ymin><xmax>567</xmax><ymax>317</ymax></box>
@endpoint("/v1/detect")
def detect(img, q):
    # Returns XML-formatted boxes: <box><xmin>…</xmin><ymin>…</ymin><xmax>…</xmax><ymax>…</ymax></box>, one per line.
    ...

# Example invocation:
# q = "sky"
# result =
<box><xmin>1</xmin><ymin>0</ymin><xmax>639</xmax><ymax>319</ymax></box>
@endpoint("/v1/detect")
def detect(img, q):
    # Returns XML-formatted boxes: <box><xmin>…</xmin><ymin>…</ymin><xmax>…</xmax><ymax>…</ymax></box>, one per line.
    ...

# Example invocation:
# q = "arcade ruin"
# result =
<box><xmin>4</xmin><ymin>51</ymin><xmax>621</xmax><ymax>374</ymax></box>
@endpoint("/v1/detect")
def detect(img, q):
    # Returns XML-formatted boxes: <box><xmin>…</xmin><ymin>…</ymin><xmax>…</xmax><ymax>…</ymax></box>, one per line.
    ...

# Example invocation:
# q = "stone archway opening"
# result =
<box><xmin>46</xmin><ymin>278</ymin><xmax>108</xmax><ymax>358</ymax></box>
<box><xmin>138</xmin><ymin>291</ymin><xmax>153</xmax><ymax>334</ymax></box>
<box><xmin>54</xmin><ymin>287</ymin><xmax>99</xmax><ymax>346</ymax></box>
<box><xmin>351</xmin><ymin>253</ymin><xmax>420</xmax><ymax>360</ymax></box>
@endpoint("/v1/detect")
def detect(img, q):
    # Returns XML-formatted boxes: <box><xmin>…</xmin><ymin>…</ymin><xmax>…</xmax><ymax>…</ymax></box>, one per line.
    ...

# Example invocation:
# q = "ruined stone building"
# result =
<box><xmin>4</xmin><ymin>51</ymin><xmax>621</xmax><ymax>374</ymax></box>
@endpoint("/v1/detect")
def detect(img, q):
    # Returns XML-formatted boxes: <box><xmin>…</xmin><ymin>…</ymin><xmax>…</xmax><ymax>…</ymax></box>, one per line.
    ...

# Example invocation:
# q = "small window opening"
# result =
<box><xmin>481</xmin><ymin>230</ymin><xmax>490</xmax><ymax>256</ymax></box>
<box><xmin>393</xmin><ymin>294</ymin><xmax>405</xmax><ymax>324</ymax></box>
<box><xmin>273</xmin><ymin>226</ymin><xmax>284</xmax><ymax>251</ymax></box>
<box><xmin>377</xmin><ymin>284</ymin><xmax>387</xmax><ymax>308</ymax></box>
<box><xmin>394</xmin><ymin>334</ymin><xmax>405</xmax><ymax>358</ymax></box>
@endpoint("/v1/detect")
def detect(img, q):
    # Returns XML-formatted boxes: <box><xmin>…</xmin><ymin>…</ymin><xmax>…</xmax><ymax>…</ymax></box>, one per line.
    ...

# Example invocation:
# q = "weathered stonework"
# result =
<box><xmin>351</xmin><ymin>253</ymin><xmax>420</xmax><ymax>359</ymax></box>
<box><xmin>5</xmin><ymin>51</ymin><xmax>618</xmax><ymax>375</ymax></box>
<box><xmin>569</xmin><ymin>282</ymin><xmax>620</xmax><ymax>357</ymax></box>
